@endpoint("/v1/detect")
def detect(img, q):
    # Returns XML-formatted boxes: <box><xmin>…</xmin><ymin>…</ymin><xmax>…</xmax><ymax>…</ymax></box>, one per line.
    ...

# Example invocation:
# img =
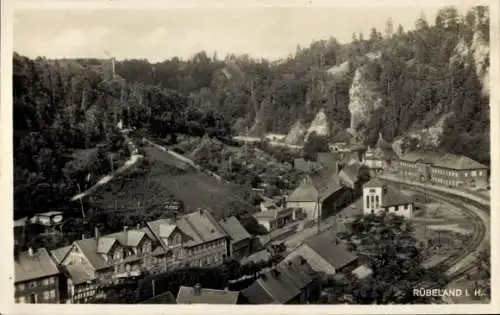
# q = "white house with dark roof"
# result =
<box><xmin>362</xmin><ymin>178</ymin><xmax>414</xmax><ymax>218</ymax></box>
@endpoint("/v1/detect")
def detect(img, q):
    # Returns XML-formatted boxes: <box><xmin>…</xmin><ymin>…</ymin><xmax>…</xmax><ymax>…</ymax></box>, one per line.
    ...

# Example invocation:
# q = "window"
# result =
<box><xmin>375</xmin><ymin>196</ymin><xmax>379</xmax><ymax>208</ymax></box>
<box><xmin>366</xmin><ymin>196</ymin><xmax>370</xmax><ymax>208</ymax></box>
<box><xmin>29</xmin><ymin>293</ymin><xmax>37</xmax><ymax>304</ymax></box>
<box><xmin>42</xmin><ymin>278</ymin><xmax>49</xmax><ymax>286</ymax></box>
<box><xmin>18</xmin><ymin>296</ymin><xmax>25</xmax><ymax>303</ymax></box>
<box><xmin>370</xmin><ymin>196</ymin><xmax>374</xmax><ymax>208</ymax></box>
<box><xmin>48</xmin><ymin>277</ymin><xmax>55</xmax><ymax>285</ymax></box>
<box><xmin>28</xmin><ymin>281</ymin><xmax>36</xmax><ymax>289</ymax></box>
<box><xmin>465</xmin><ymin>172</ymin><xmax>469</xmax><ymax>177</ymax></box>
<box><xmin>16</xmin><ymin>283</ymin><xmax>25</xmax><ymax>291</ymax></box>
<box><xmin>479</xmin><ymin>171</ymin><xmax>483</xmax><ymax>176</ymax></box>
<box><xmin>369</xmin><ymin>189</ymin><xmax>376</xmax><ymax>193</ymax></box>
<box><xmin>404</xmin><ymin>204</ymin><xmax>408</xmax><ymax>210</ymax></box>
<box><xmin>471</xmin><ymin>171</ymin><xmax>477</xmax><ymax>176</ymax></box>
<box><xmin>43</xmin><ymin>290</ymin><xmax>50</xmax><ymax>300</ymax></box>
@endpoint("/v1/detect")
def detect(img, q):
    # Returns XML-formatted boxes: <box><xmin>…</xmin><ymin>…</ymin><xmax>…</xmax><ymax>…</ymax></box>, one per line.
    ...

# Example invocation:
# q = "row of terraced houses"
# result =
<box><xmin>14</xmin><ymin>209</ymin><xmax>252</xmax><ymax>304</ymax></box>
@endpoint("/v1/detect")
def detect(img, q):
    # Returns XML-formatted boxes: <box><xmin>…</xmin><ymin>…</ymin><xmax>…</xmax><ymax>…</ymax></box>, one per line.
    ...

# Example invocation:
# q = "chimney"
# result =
<box><xmin>136</xmin><ymin>223</ymin><xmax>141</xmax><ymax>230</ymax></box>
<box><xmin>194</xmin><ymin>283</ymin><xmax>202</xmax><ymax>295</ymax></box>
<box><xmin>124</xmin><ymin>226</ymin><xmax>128</xmax><ymax>245</ymax></box>
<box><xmin>82</xmin><ymin>234</ymin><xmax>86</xmax><ymax>240</ymax></box>
<box><xmin>28</xmin><ymin>247</ymin><xmax>34</xmax><ymax>257</ymax></box>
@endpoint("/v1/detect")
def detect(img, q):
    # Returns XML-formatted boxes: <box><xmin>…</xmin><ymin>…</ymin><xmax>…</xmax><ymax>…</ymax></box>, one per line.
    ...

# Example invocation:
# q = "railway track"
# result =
<box><xmin>390</xmin><ymin>181</ymin><xmax>489</xmax><ymax>285</ymax></box>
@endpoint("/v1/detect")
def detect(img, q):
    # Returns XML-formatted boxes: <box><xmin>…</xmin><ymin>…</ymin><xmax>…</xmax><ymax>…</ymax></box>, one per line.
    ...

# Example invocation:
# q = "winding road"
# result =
<box><xmin>70</xmin><ymin>132</ymin><xmax>143</xmax><ymax>202</ymax></box>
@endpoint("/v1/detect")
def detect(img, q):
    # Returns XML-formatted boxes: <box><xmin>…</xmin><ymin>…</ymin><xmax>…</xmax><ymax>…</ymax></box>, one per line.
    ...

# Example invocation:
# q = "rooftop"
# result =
<box><xmin>176</xmin><ymin>285</ymin><xmax>240</xmax><ymax>304</ymax></box>
<box><xmin>147</xmin><ymin>209</ymin><xmax>228</xmax><ymax>249</ymax></box>
<box><xmin>305</xmin><ymin>231</ymin><xmax>357</xmax><ymax>270</ymax></box>
<box><xmin>433</xmin><ymin>153</ymin><xmax>488</xmax><ymax>170</ymax></box>
<box><xmin>287</xmin><ymin>169</ymin><xmax>343</xmax><ymax>203</ymax></box>
<box><xmin>363</xmin><ymin>177</ymin><xmax>385</xmax><ymax>188</ymax></box>
<box><xmin>218</xmin><ymin>216</ymin><xmax>251</xmax><ymax>243</ymax></box>
<box><xmin>140</xmin><ymin>291</ymin><xmax>177</xmax><ymax>304</ymax></box>
<box><xmin>15</xmin><ymin>248</ymin><xmax>60</xmax><ymax>283</ymax></box>
<box><xmin>382</xmin><ymin>186</ymin><xmax>414</xmax><ymax>207</ymax></box>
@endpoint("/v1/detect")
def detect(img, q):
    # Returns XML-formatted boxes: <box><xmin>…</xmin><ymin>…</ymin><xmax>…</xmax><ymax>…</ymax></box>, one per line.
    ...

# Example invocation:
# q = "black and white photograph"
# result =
<box><xmin>2</xmin><ymin>0</ymin><xmax>498</xmax><ymax>312</ymax></box>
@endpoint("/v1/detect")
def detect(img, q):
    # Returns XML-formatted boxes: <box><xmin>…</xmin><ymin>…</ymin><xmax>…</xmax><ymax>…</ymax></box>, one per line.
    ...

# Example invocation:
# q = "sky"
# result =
<box><xmin>13</xmin><ymin>3</ymin><xmax>476</xmax><ymax>63</ymax></box>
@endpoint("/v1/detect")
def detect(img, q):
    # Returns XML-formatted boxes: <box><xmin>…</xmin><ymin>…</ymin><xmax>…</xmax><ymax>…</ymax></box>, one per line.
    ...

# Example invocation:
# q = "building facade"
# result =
<box><xmin>15</xmin><ymin>248</ymin><xmax>60</xmax><ymax>304</ymax></box>
<box><xmin>253</xmin><ymin>207</ymin><xmax>304</xmax><ymax>232</ymax></box>
<box><xmin>397</xmin><ymin>152</ymin><xmax>489</xmax><ymax>190</ymax></box>
<box><xmin>147</xmin><ymin>209</ymin><xmax>230</xmax><ymax>270</ymax></box>
<box><xmin>362</xmin><ymin>178</ymin><xmax>414</xmax><ymax>219</ymax></box>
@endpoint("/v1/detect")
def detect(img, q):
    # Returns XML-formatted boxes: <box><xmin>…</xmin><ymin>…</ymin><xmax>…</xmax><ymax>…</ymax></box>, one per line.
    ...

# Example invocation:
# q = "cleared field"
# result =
<box><xmin>88</xmin><ymin>145</ymin><xmax>257</xmax><ymax>220</ymax></box>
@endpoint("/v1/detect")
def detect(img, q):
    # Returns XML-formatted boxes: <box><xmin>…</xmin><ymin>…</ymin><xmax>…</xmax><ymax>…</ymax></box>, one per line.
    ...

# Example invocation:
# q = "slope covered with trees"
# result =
<box><xmin>112</xmin><ymin>5</ymin><xmax>489</xmax><ymax>164</ymax></box>
<box><xmin>13</xmin><ymin>5</ymin><xmax>490</xmax><ymax>219</ymax></box>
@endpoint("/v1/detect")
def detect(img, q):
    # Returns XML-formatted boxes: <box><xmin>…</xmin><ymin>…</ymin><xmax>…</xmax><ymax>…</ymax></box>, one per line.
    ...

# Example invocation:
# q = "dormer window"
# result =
<box><xmin>114</xmin><ymin>250</ymin><xmax>121</xmax><ymax>260</ymax></box>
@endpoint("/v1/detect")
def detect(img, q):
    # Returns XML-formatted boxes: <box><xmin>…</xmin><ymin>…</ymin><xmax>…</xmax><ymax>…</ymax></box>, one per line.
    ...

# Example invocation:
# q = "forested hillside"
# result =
<box><xmin>13</xmin><ymin>54</ymin><xmax>229</xmax><ymax>219</ymax></box>
<box><xmin>112</xmin><ymin>6</ymin><xmax>489</xmax><ymax>163</ymax></box>
<box><xmin>13</xmin><ymin>5</ymin><xmax>490</xmax><ymax>218</ymax></box>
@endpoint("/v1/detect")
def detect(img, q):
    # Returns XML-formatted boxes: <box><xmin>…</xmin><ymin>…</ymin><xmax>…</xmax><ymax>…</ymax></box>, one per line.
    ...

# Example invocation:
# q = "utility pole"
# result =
<box><xmin>316</xmin><ymin>192</ymin><xmax>321</xmax><ymax>235</ymax></box>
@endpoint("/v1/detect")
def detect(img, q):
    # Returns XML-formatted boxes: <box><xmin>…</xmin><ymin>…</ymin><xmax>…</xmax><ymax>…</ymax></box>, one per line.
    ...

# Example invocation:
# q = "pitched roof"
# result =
<box><xmin>399</xmin><ymin>151</ymin><xmax>444</xmax><ymax>164</ymax></box>
<box><xmin>140</xmin><ymin>291</ymin><xmax>177</xmax><ymax>304</ymax></box>
<box><xmin>14</xmin><ymin>217</ymin><xmax>28</xmax><ymax>228</ymax></box>
<box><xmin>243</xmin><ymin>271</ymin><xmax>302</xmax><ymax>304</ymax></box>
<box><xmin>75</xmin><ymin>238</ymin><xmax>110</xmax><ymax>270</ymax></box>
<box><xmin>50</xmin><ymin>245</ymin><xmax>72</xmax><ymax>264</ymax></box>
<box><xmin>363</xmin><ymin>177</ymin><xmax>384</xmax><ymax>188</ymax></box>
<box><xmin>176</xmin><ymin>286</ymin><xmax>240</xmax><ymax>304</ymax></box>
<box><xmin>147</xmin><ymin>210</ymin><xmax>228</xmax><ymax>249</ymax></box>
<box><xmin>339</xmin><ymin>164</ymin><xmax>359</xmax><ymax>187</ymax></box>
<box><xmin>382</xmin><ymin>186</ymin><xmax>413</xmax><ymax>207</ymax></box>
<box><xmin>97</xmin><ymin>237</ymin><xmax>117</xmax><ymax>254</ymax></box>
<box><xmin>433</xmin><ymin>153</ymin><xmax>488</xmax><ymax>170</ymax></box>
<box><xmin>219</xmin><ymin>216</ymin><xmax>251</xmax><ymax>243</ymax></box>
<box><xmin>64</xmin><ymin>264</ymin><xmax>94</xmax><ymax>285</ymax></box>
<box><xmin>105</xmin><ymin>230</ymin><xmax>148</xmax><ymax>247</ymax></box>
<box><xmin>15</xmin><ymin>248</ymin><xmax>60</xmax><ymax>283</ymax></box>
<box><xmin>288</xmin><ymin>170</ymin><xmax>343</xmax><ymax>202</ymax></box>
<box><xmin>305</xmin><ymin>231</ymin><xmax>357</xmax><ymax>270</ymax></box>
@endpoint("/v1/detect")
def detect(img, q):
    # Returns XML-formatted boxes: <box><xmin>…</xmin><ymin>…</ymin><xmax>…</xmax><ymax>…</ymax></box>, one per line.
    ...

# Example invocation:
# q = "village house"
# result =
<box><xmin>253</xmin><ymin>207</ymin><xmax>304</xmax><ymax>233</ymax></box>
<box><xmin>398</xmin><ymin>151</ymin><xmax>444</xmax><ymax>183</ymax></box>
<box><xmin>283</xmin><ymin>231</ymin><xmax>359</xmax><ymax>279</ymax></box>
<box><xmin>146</xmin><ymin>209</ymin><xmax>230</xmax><ymax>270</ymax></box>
<box><xmin>286</xmin><ymin>169</ymin><xmax>354</xmax><ymax>221</ymax></box>
<box><xmin>14</xmin><ymin>217</ymin><xmax>28</xmax><ymax>248</ymax></box>
<box><xmin>241</xmin><ymin>255</ymin><xmax>319</xmax><ymax>304</ymax></box>
<box><xmin>50</xmin><ymin>226</ymin><xmax>164</xmax><ymax>303</ymax></box>
<box><xmin>218</xmin><ymin>216</ymin><xmax>253</xmax><ymax>260</ymax></box>
<box><xmin>362</xmin><ymin>178</ymin><xmax>414</xmax><ymax>219</ymax></box>
<box><xmin>363</xmin><ymin>134</ymin><xmax>398</xmax><ymax>174</ymax></box>
<box><xmin>176</xmin><ymin>284</ymin><xmax>241</xmax><ymax>304</ymax></box>
<box><xmin>429</xmin><ymin>153</ymin><xmax>489</xmax><ymax>190</ymax></box>
<box><xmin>15</xmin><ymin>248</ymin><xmax>61</xmax><ymax>304</ymax></box>
<box><xmin>29</xmin><ymin>211</ymin><xmax>65</xmax><ymax>233</ymax></box>
<box><xmin>397</xmin><ymin>151</ymin><xmax>489</xmax><ymax>190</ymax></box>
